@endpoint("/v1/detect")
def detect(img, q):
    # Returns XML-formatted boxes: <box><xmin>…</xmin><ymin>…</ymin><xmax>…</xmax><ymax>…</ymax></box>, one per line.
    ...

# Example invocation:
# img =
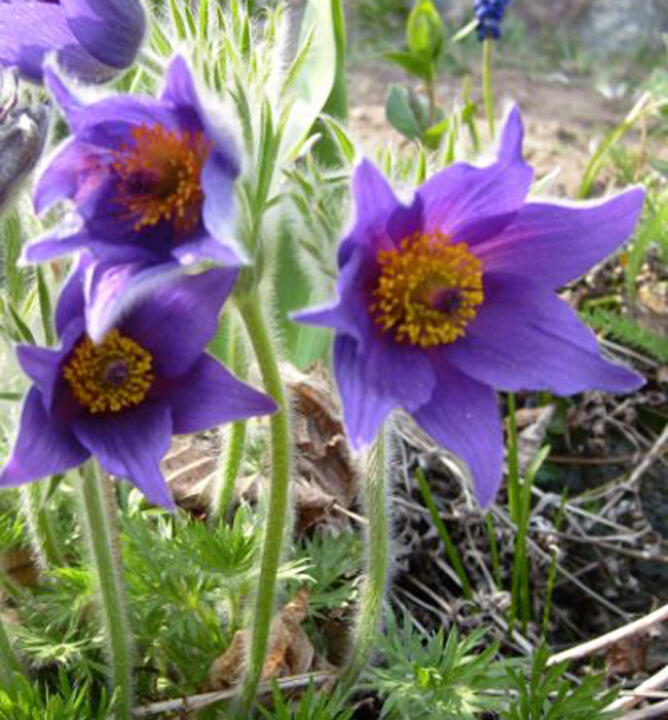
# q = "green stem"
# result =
<box><xmin>482</xmin><ymin>38</ymin><xmax>495</xmax><ymax>139</ymax></box>
<box><xmin>0</xmin><ymin>613</ymin><xmax>23</xmax><ymax>687</ymax></box>
<box><xmin>506</xmin><ymin>393</ymin><xmax>520</xmax><ymax>524</ymax></box>
<box><xmin>21</xmin><ymin>483</ymin><xmax>65</xmax><ymax>570</ymax></box>
<box><xmin>339</xmin><ymin>428</ymin><xmax>390</xmax><ymax>693</ymax></box>
<box><xmin>214</xmin><ymin>318</ymin><xmax>248</xmax><ymax>521</ymax></box>
<box><xmin>235</xmin><ymin>288</ymin><xmax>292</xmax><ymax>714</ymax></box>
<box><xmin>78</xmin><ymin>462</ymin><xmax>133</xmax><ymax>720</ymax></box>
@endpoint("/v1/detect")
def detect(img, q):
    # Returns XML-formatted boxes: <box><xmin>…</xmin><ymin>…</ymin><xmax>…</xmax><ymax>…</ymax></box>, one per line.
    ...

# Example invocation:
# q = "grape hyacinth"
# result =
<box><xmin>474</xmin><ymin>0</ymin><xmax>511</xmax><ymax>40</ymax></box>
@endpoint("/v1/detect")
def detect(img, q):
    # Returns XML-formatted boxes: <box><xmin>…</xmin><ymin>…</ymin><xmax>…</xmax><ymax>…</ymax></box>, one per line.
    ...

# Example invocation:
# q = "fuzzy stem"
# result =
<box><xmin>21</xmin><ymin>483</ymin><xmax>65</xmax><ymax>570</ymax></box>
<box><xmin>0</xmin><ymin>613</ymin><xmax>22</xmax><ymax>687</ymax></box>
<box><xmin>214</xmin><ymin>318</ymin><xmax>248</xmax><ymax>521</ymax></box>
<box><xmin>482</xmin><ymin>38</ymin><xmax>495</xmax><ymax>139</ymax></box>
<box><xmin>78</xmin><ymin>462</ymin><xmax>134</xmax><ymax>720</ymax></box>
<box><xmin>339</xmin><ymin>428</ymin><xmax>390</xmax><ymax>692</ymax></box>
<box><xmin>235</xmin><ymin>288</ymin><xmax>292</xmax><ymax>713</ymax></box>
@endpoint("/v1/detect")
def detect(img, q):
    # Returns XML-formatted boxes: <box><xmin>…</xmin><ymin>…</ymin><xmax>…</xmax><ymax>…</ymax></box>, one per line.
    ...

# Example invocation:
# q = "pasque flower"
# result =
<box><xmin>295</xmin><ymin>108</ymin><xmax>644</xmax><ymax>507</ymax></box>
<box><xmin>23</xmin><ymin>54</ymin><xmax>243</xmax><ymax>338</ymax></box>
<box><xmin>0</xmin><ymin>0</ymin><xmax>146</xmax><ymax>82</ymax></box>
<box><xmin>0</xmin><ymin>266</ymin><xmax>277</xmax><ymax>508</ymax></box>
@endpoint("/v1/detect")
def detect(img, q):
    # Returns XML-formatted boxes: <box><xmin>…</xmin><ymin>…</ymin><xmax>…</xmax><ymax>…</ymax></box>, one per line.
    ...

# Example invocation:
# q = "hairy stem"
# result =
<box><xmin>482</xmin><ymin>37</ymin><xmax>495</xmax><ymax>139</ymax></box>
<box><xmin>214</xmin><ymin>316</ymin><xmax>248</xmax><ymax>521</ymax></box>
<box><xmin>236</xmin><ymin>288</ymin><xmax>292</xmax><ymax>713</ymax></box>
<box><xmin>339</xmin><ymin>428</ymin><xmax>390</xmax><ymax>692</ymax></box>
<box><xmin>21</xmin><ymin>483</ymin><xmax>65</xmax><ymax>570</ymax></box>
<box><xmin>78</xmin><ymin>462</ymin><xmax>134</xmax><ymax>720</ymax></box>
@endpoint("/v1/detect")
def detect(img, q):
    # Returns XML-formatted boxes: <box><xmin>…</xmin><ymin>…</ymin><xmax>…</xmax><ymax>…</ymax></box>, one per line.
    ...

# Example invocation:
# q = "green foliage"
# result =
<box><xmin>581</xmin><ymin>308</ymin><xmax>668</xmax><ymax>363</ymax></box>
<box><xmin>370</xmin><ymin>615</ymin><xmax>509</xmax><ymax>719</ymax></box>
<box><xmin>296</xmin><ymin>532</ymin><xmax>362</xmax><ymax>615</ymax></box>
<box><xmin>502</xmin><ymin>646</ymin><xmax>618</xmax><ymax>720</ymax></box>
<box><xmin>259</xmin><ymin>683</ymin><xmax>353</xmax><ymax>720</ymax></box>
<box><xmin>0</xmin><ymin>672</ymin><xmax>111</xmax><ymax>720</ymax></box>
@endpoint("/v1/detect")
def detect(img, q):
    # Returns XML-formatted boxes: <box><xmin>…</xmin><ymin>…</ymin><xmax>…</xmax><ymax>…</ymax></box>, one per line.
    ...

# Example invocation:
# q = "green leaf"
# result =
<box><xmin>385</xmin><ymin>84</ymin><xmax>428</xmax><ymax>140</ymax></box>
<box><xmin>280</xmin><ymin>0</ymin><xmax>338</xmax><ymax>160</ymax></box>
<box><xmin>36</xmin><ymin>267</ymin><xmax>54</xmax><ymax>347</ymax></box>
<box><xmin>273</xmin><ymin>224</ymin><xmax>331</xmax><ymax>370</ymax></box>
<box><xmin>383</xmin><ymin>50</ymin><xmax>433</xmax><ymax>82</ymax></box>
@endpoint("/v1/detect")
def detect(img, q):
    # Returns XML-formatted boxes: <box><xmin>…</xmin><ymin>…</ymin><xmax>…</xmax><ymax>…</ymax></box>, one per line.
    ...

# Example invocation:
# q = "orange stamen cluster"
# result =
<box><xmin>63</xmin><ymin>330</ymin><xmax>154</xmax><ymax>414</ymax></box>
<box><xmin>113</xmin><ymin>124</ymin><xmax>210</xmax><ymax>234</ymax></box>
<box><xmin>371</xmin><ymin>232</ymin><xmax>484</xmax><ymax>347</ymax></box>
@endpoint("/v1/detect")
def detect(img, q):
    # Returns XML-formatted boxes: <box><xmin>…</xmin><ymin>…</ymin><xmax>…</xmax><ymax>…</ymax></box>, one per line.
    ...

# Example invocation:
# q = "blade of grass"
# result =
<box><xmin>415</xmin><ymin>468</ymin><xmax>473</xmax><ymax>600</ymax></box>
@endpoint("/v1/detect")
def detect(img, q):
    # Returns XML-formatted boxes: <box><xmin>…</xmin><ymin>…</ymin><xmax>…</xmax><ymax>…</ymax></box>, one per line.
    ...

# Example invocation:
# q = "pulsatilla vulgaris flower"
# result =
<box><xmin>0</xmin><ymin>0</ymin><xmax>145</xmax><ymax>82</ymax></box>
<box><xmin>24</xmin><ymin>55</ymin><xmax>243</xmax><ymax>308</ymax></box>
<box><xmin>0</xmin><ymin>267</ymin><xmax>277</xmax><ymax>508</ymax></box>
<box><xmin>295</xmin><ymin>108</ymin><xmax>644</xmax><ymax>507</ymax></box>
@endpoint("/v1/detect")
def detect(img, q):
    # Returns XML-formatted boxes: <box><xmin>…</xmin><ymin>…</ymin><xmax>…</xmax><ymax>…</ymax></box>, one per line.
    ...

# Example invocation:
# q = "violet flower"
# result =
<box><xmin>0</xmin><ymin>266</ymin><xmax>277</xmax><ymax>508</ymax></box>
<box><xmin>295</xmin><ymin>108</ymin><xmax>644</xmax><ymax>507</ymax></box>
<box><xmin>23</xmin><ymin>55</ymin><xmax>243</xmax><ymax>338</ymax></box>
<box><xmin>0</xmin><ymin>0</ymin><xmax>145</xmax><ymax>83</ymax></box>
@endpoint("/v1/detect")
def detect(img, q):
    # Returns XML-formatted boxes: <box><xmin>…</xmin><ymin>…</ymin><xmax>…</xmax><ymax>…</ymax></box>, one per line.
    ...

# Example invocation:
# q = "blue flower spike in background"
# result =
<box><xmin>0</xmin><ymin>266</ymin><xmax>277</xmax><ymax>508</ymax></box>
<box><xmin>0</xmin><ymin>0</ymin><xmax>146</xmax><ymax>83</ymax></box>
<box><xmin>474</xmin><ymin>0</ymin><xmax>511</xmax><ymax>41</ymax></box>
<box><xmin>296</xmin><ymin>107</ymin><xmax>644</xmax><ymax>508</ymax></box>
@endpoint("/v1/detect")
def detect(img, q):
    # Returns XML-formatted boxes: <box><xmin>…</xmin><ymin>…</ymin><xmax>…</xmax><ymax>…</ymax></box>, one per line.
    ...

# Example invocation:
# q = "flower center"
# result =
<box><xmin>371</xmin><ymin>232</ymin><xmax>484</xmax><ymax>347</ymax></box>
<box><xmin>113</xmin><ymin>124</ymin><xmax>210</xmax><ymax>235</ymax></box>
<box><xmin>63</xmin><ymin>329</ymin><xmax>154</xmax><ymax>414</ymax></box>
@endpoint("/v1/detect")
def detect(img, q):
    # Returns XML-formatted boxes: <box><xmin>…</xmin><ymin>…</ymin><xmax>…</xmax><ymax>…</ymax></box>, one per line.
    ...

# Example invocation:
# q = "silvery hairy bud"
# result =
<box><xmin>0</xmin><ymin>72</ymin><xmax>48</xmax><ymax>212</ymax></box>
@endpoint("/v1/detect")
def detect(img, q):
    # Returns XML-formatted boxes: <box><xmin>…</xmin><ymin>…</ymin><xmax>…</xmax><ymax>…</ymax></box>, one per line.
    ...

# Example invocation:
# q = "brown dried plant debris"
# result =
<box><xmin>208</xmin><ymin>588</ymin><xmax>317</xmax><ymax>690</ymax></box>
<box><xmin>239</xmin><ymin>365</ymin><xmax>361</xmax><ymax>534</ymax></box>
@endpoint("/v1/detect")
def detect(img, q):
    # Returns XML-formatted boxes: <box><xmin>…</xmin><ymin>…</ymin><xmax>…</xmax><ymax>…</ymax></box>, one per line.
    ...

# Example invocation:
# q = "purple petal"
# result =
<box><xmin>413</xmin><ymin>360</ymin><xmax>503</xmax><ymax>508</ymax></box>
<box><xmin>496</xmin><ymin>105</ymin><xmax>525</xmax><ymax>165</ymax></box>
<box><xmin>163</xmin><ymin>355</ymin><xmax>277</xmax><ymax>434</ymax></box>
<box><xmin>200</xmin><ymin>156</ymin><xmax>245</xmax><ymax>263</ymax></box>
<box><xmin>33</xmin><ymin>138</ymin><xmax>111</xmax><ymax>214</ymax></box>
<box><xmin>62</xmin><ymin>0</ymin><xmax>145</xmax><ymax>69</ymax></box>
<box><xmin>293</xmin><ymin>247</ymin><xmax>372</xmax><ymax>346</ymax></box>
<box><xmin>84</xmin><ymin>259</ymin><xmax>184</xmax><ymax>342</ymax></box>
<box><xmin>444</xmin><ymin>273</ymin><xmax>645</xmax><ymax>395</ymax></box>
<box><xmin>477</xmin><ymin>188</ymin><xmax>645</xmax><ymax>288</ymax></box>
<box><xmin>22</xmin><ymin>226</ymin><xmax>101</xmax><ymax>264</ymax></box>
<box><xmin>338</xmin><ymin>159</ymin><xmax>412</xmax><ymax>265</ymax></box>
<box><xmin>0</xmin><ymin>387</ymin><xmax>89</xmax><ymax>487</ymax></box>
<box><xmin>44</xmin><ymin>67</ymin><xmax>177</xmax><ymax>143</ymax></box>
<box><xmin>333</xmin><ymin>335</ymin><xmax>396</xmax><ymax>450</ymax></box>
<box><xmin>333</xmin><ymin>332</ymin><xmax>436</xmax><ymax>449</ymax></box>
<box><xmin>73</xmin><ymin>401</ymin><xmax>174</xmax><ymax>509</ymax></box>
<box><xmin>0</xmin><ymin>4</ymin><xmax>112</xmax><ymax>83</ymax></box>
<box><xmin>416</xmin><ymin>111</ymin><xmax>533</xmax><ymax>246</ymax></box>
<box><xmin>55</xmin><ymin>256</ymin><xmax>89</xmax><ymax>336</ymax></box>
<box><xmin>16</xmin><ymin>319</ymin><xmax>82</xmax><ymax>410</ymax></box>
<box><xmin>172</xmin><ymin>233</ymin><xmax>244</xmax><ymax>268</ymax></box>
<box><xmin>121</xmin><ymin>268</ymin><xmax>239</xmax><ymax>377</ymax></box>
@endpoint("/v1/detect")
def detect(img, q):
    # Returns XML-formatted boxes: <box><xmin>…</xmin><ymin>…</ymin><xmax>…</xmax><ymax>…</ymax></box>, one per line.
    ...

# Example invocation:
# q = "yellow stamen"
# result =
<box><xmin>63</xmin><ymin>330</ymin><xmax>154</xmax><ymax>414</ymax></box>
<box><xmin>371</xmin><ymin>232</ymin><xmax>484</xmax><ymax>347</ymax></box>
<box><xmin>113</xmin><ymin>124</ymin><xmax>210</xmax><ymax>234</ymax></box>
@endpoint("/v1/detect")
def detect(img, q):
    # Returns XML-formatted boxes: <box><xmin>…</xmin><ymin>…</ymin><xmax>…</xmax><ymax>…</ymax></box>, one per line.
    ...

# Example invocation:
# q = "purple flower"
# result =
<box><xmin>295</xmin><ymin>108</ymin><xmax>644</xmax><ymax>508</ymax></box>
<box><xmin>0</xmin><ymin>0</ymin><xmax>146</xmax><ymax>83</ymax></box>
<box><xmin>0</xmin><ymin>266</ymin><xmax>277</xmax><ymax>509</ymax></box>
<box><xmin>23</xmin><ymin>55</ymin><xmax>243</xmax><ymax>336</ymax></box>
